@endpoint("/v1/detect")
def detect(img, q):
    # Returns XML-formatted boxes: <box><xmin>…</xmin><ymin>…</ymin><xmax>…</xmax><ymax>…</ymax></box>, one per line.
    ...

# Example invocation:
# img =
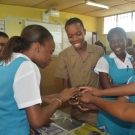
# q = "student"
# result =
<box><xmin>93</xmin><ymin>27</ymin><xmax>135</xmax><ymax>135</ymax></box>
<box><xmin>0</xmin><ymin>25</ymin><xmax>78</xmax><ymax>135</ymax></box>
<box><xmin>0</xmin><ymin>32</ymin><xmax>9</xmax><ymax>59</ymax></box>
<box><xmin>78</xmin><ymin>54</ymin><xmax>135</xmax><ymax>134</ymax></box>
<box><xmin>55</xmin><ymin>17</ymin><xmax>104</xmax><ymax>126</ymax></box>
<box><xmin>126</xmin><ymin>38</ymin><xmax>135</xmax><ymax>56</ymax></box>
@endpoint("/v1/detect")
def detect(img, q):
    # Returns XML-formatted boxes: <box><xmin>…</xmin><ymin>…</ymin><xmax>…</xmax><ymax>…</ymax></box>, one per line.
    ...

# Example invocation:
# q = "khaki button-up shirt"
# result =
<box><xmin>55</xmin><ymin>44</ymin><xmax>104</xmax><ymax>88</ymax></box>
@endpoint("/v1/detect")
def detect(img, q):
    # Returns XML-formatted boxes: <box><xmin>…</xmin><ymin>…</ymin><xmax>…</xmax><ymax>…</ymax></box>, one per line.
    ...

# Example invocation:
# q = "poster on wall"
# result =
<box><xmin>0</xmin><ymin>20</ymin><xmax>5</xmax><ymax>32</ymax></box>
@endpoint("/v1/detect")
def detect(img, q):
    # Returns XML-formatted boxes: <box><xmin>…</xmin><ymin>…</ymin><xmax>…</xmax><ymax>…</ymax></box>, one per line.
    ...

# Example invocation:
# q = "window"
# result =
<box><xmin>118</xmin><ymin>13</ymin><xmax>132</xmax><ymax>32</ymax></box>
<box><xmin>103</xmin><ymin>12</ymin><xmax>135</xmax><ymax>34</ymax></box>
<box><xmin>104</xmin><ymin>16</ymin><xmax>116</xmax><ymax>34</ymax></box>
<box><xmin>133</xmin><ymin>12</ymin><xmax>135</xmax><ymax>31</ymax></box>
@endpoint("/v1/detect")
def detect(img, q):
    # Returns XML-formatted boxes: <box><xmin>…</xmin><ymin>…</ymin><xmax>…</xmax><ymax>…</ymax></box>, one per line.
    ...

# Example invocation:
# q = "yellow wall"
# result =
<box><xmin>0</xmin><ymin>4</ymin><xmax>97</xmax><ymax>37</ymax></box>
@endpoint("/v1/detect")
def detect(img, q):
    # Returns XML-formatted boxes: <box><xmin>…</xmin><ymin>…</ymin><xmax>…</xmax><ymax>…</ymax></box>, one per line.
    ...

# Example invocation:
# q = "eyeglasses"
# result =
<box><xmin>0</xmin><ymin>43</ymin><xmax>5</xmax><ymax>46</ymax></box>
<box><xmin>109</xmin><ymin>38</ymin><xmax>124</xmax><ymax>45</ymax></box>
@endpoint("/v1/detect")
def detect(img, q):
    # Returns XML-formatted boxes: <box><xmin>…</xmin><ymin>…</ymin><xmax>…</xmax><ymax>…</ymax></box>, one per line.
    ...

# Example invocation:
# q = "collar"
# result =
<box><xmin>3</xmin><ymin>52</ymin><xmax>31</xmax><ymax>66</ymax></box>
<box><xmin>109</xmin><ymin>52</ymin><xmax>132</xmax><ymax>59</ymax></box>
<box><xmin>69</xmin><ymin>42</ymin><xmax>94</xmax><ymax>56</ymax></box>
<box><xmin>11</xmin><ymin>52</ymin><xmax>31</xmax><ymax>61</ymax></box>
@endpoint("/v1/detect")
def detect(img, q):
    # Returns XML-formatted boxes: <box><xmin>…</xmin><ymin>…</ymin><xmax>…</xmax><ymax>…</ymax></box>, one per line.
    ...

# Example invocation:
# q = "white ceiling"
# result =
<box><xmin>0</xmin><ymin>0</ymin><xmax>135</xmax><ymax>17</ymax></box>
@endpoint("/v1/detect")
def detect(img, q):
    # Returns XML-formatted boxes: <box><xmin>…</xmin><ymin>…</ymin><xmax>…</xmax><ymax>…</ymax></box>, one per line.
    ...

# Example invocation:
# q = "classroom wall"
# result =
<box><xmin>0</xmin><ymin>4</ymin><xmax>98</xmax><ymax>108</ymax></box>
<box><xmin>0</xmin><ymin>4</ymin><xmax>97</xmax><ymax>37</ymax></box>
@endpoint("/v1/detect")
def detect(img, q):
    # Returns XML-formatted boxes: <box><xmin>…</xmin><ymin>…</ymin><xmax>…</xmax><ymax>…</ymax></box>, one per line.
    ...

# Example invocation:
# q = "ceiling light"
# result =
<box><xmin>86</xmin><ymin>0</ymin><xmax>109</xmax><ymax>9</ymax></box>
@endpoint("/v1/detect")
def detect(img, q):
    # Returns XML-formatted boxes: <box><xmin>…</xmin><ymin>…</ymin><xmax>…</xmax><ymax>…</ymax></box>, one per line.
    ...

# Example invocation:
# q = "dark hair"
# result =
<box><xmin>0</xmin><ymin>32</ymin><xmax>9</xmax><ymax>38</ymax></box>
<box><xmin>107</xmin><ymin>27</ymin><xmax>127</xmax><ymax>42</ymax></box>
<box><xmin>65</xmin><ymin>17</ymin><xmax>84</xmax><ymax>30</ymax></box>
<box><xmin>2</xmin><ymin>25</ymin><xmax>53</xmax><ymax>62</ymax></box>
<box><xmin>127</xmin><ymin>38</ymin><xmax>132</xmax><ymax>47</ymax></box>
<box><xmin>95</xmin><ymin>40</ymin><xmax>104</xmax><ymax>47</ymax></box>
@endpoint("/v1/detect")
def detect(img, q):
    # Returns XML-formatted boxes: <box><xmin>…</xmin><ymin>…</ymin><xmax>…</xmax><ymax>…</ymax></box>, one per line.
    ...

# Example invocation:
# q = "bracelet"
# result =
<box><xmin>51</xmin><ymin>98</ymin><xmax>62</xmax><ymax>107</ymax></box>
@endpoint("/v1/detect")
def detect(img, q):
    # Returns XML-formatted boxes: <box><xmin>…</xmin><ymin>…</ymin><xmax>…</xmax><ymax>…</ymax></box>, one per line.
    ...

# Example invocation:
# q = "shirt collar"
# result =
<box><xmin>11</xmin><ymin>52</ymin><xmax>31</xmax><ymax>61</ymax></box>
<box><xmin>109</xmin><ymin>51</ymin><xmax>132</xmax><ymax>59</ymax></box>
<box><xmin>3</xmin><ymin>52</ymin><xmax>31</xmax><ymax>66</ymax></box>
<box><xmin>69</xmin><ymin>42</ymin><xmax>94</xmax><ymax>56</ymax></box>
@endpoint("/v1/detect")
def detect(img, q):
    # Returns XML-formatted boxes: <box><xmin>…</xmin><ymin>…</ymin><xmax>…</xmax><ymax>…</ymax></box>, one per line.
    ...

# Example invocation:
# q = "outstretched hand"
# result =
<box><xmin>79</xmin><ymin>86</ymin><xmax>101</xmax><ymax>97</ymax></box>
<box><xmin>57</xmin><ymin>87</ymin><xmax>79</xmax><ymax>102</ymax></box>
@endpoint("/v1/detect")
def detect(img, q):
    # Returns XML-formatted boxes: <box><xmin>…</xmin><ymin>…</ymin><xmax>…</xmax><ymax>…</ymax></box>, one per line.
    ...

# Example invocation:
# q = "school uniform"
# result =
<box><xmin>0</xmin><ymin>53</ymin><xmax>42</xmax><ymax>135</ymax></box>
<box><xmin>94</xmin><ymin>52</ymin><xmax>135</xmax><ymax>135</ymax></box>
<box><xmin>55</xmin><ymin>43</ymin><xmax>104</xmax><ymax>126</ymax></box>
<box><xmin>126</xmin><ymin>76</ymin><xmax>135</xmax><ymax>135</ymax></box>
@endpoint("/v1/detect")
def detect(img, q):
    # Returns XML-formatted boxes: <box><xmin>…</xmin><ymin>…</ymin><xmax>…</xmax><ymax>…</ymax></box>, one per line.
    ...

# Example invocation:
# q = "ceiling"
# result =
<box><xmin>1</xmin><ymin>0</ymin><xmax>135</xmax><ymax>17</ymax></box>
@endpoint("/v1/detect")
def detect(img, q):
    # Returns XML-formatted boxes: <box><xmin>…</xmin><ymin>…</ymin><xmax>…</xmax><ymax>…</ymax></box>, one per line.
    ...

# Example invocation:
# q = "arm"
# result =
<box><xmin>95</xmin><ymin>56</ymin><xmax>122</xmax><ymax>89</ymax></box>
<box><xmin>99</xmin><ymin>72</ymin><xmax>128</xmax><ymax>102</ymax></box>
<box><xmin>63</xmin><ymin>78</ymin><xmax>70</xmax><ymax>88</ymax></box>
<box><xmin>26</xmin><ymin>101</ymin><xmax>61</xmax><ymax>128</ymax></box>
<box><xmin>80</xmin><ymin>93</ymin><xmax>135</xmax><ymax>123</ymax></box>
<box><xmin>100</xmin><ymin>82</ymin><xmax>135</xmax><ymax>97</ymax></box>
<box><xmin>41</xmin><ymin>94</ymin><xmax>58</xmax><ymax>103</ymax></box>
<box><xmin>25</xmin><ymin>87</ymin><xmax>78</xmax><ymax>128</ymax></box>
<box><xmin>79</xmin><ymin>83</ymin><xmax>135</xmax><ymax>97</ymax></box>
<box><xmin>99</xmin><ymin>72</ymin><xmax>120</xmax><ymax>89</ymax></box>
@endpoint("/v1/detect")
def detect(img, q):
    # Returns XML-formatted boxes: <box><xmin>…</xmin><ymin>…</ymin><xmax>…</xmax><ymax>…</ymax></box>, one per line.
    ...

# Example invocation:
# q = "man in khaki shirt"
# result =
<box><xmin>55</xmin><ymin>18</ymin><xmax>104</xmax><ymax>126</ymax></box>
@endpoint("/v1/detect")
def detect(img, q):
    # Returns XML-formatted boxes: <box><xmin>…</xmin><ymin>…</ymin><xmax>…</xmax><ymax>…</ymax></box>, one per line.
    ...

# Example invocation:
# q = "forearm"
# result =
<box><xmin>101</xmin><ymin>82</ymin><xmax>135</xmax><ymax>96</ymax></box>
<box><xmin>26</xmin><ymin>100</ymin><xmax>62</xmax><ymax>128</ymax></box>
<box><xmin>101</xmin><ymin>82</ymin><xmax>121</xmax><ymax>89</ymax></box>
<box><xmin>41</xmin><ymin>94</ymin><xmax>58</xmax><ymax>103</ymax></box>
<box><xmin>90</xmin><ymin>96</ymin><xmax>135</xmax><ymax>122</ymax></box>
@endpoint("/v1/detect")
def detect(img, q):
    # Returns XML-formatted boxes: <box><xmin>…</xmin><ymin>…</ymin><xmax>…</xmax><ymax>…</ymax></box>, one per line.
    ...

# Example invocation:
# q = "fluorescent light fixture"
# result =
<box><xmin>86</xmin><ymin>0</ymin><xmax>109</xmax><ymax>9</ymax></box>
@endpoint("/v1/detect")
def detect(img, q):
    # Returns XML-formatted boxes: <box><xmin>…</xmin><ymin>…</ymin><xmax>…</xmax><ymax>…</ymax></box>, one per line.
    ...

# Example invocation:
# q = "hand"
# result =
<box><xmin>79</xmin><ymin>86</ymin><xmax>101</xmax><ymax>97</ymax></box>
<box><xmin>78</xmin><ymin>93</ymin><xmax>93</xmax><ymax>103</ymax></box>
<box><xmin>78</xmin><ymin>103</ymin><xmax>90</xmax><ymax>111</ymax></box>
<box><xmin>57</xmin><ymin>87</ymin><xmax>79</xmax><ymax>102</ymax></box>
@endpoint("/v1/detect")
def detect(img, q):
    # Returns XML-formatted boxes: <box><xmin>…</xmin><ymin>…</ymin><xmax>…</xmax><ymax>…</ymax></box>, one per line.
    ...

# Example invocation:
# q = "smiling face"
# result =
<box><xmin>33</xmin><ymin>38</ymin><xmax>55</xmax><ymax>69</ymax></box>
<box><xmin>108</xmin><ymin>32</ymin><xmax>127</xmax><ymax>55</ymax></box>
<box><xmin>65</xmin><ymin>22</ymin><xmax>86</xmax><ymax>50</ymax></box>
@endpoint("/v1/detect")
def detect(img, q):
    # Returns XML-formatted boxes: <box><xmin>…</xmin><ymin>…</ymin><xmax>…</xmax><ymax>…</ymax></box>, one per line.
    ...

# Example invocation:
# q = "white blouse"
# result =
<box><xmin>94</xmin><ymin>52</ymin><xmax>133</xmax><ymax>99</ymax></box>
<box><xmin>94</xmin><ymin>52</ymin><xmax>133</xmax><ymax>74</ymax></box>
<box><xmin>4</xmin><ymin>53</ymin><xmax>42</xmax><ymax>109</ymax></box>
